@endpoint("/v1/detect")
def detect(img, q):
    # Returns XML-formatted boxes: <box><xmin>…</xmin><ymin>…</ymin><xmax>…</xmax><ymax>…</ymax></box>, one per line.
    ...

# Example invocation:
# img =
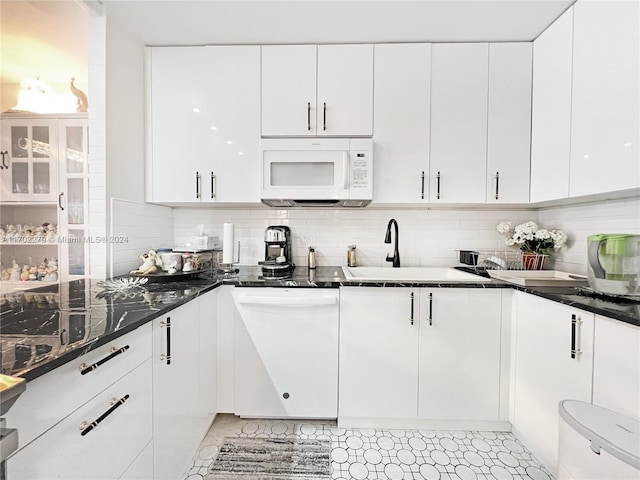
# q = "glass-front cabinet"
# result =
<box><xmin>58</xmin><ymin>119</ymin><xmax>90</xmax><ymax>278</ymax></box>
<box><xmin>0</xmin><ymin>114</ymin><xmax>90</xmax><ymax>291</ymax></box>
<box><xmin>0</xmin><ymin>119</ymin><xmax>58</xmax><ymax>202</ymax></box>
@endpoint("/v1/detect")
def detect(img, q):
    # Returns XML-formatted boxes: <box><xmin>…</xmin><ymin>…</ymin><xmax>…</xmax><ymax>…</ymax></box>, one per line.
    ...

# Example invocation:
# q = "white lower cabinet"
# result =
<box><xmin>8</xmin><ymin>359</ymin><xmax>153</xmax><ymax>480</ymax></box>
<box><xmin>152</xmin><ymin>299</ymin><xmax>204</xmax><ymax>480</ymax></box>
<box><xmin>512</xmin><ymin>292</ymin><xmax>594</xmax><ymax>476</ymax></box>
<box><xmin>339</xmin><ymin>287</ymin><xmax>504</xmax><ymax>428</ymax></box>
<box><xmin>592</xmin><ymin>314</ymin><xmax>640</xmax><ymax>419</ymax></box>
<box><xmin>339</xmin><ymin>287</ymin><xmax>420</xmax><ymax>421</ymax></box>
<box><xmin>418</xmin><ymin>289</ymin><xmax>502</xmax><ymax>422</ymax></box>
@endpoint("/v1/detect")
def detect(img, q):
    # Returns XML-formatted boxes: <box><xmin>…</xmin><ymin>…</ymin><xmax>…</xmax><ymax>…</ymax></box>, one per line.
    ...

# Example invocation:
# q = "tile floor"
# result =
<box><xmin>182</xmin><ymin>414</ymin><xmax>555</xmax><ymax>480</ymax></box>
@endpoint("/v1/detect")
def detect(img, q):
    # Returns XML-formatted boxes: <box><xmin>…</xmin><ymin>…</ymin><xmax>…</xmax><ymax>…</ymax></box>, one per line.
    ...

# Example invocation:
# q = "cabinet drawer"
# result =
<box><xmin>6</xmin><ymin>323</ymin><xmax>152</xmax><ymax>449</ymax></box>
<box><xmin>8</xmin><ymin>358</ymin><xmax>153</xmax><ymax>480</ymax></box>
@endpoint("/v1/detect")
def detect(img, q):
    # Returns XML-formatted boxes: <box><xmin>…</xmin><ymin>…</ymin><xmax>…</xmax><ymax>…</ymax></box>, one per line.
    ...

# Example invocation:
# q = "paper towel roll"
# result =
<box><xmin>222</xmin><ymin>223</ymin><xmax>235</xmax><ymax>264</ymax></box>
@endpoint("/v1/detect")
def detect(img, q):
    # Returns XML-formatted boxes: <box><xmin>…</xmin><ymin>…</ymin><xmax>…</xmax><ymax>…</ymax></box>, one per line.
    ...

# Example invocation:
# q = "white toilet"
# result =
<box><xmin>558</xmin><ymin>400</ymin><xmax>640</xmax><ymax>480</ymax></box>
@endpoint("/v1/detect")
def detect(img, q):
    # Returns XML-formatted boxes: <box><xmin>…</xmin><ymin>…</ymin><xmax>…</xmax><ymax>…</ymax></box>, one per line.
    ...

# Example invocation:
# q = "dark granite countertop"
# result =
<box><xmin>0</xmin><ymin>276</ymin><xmax>220</xmax><ymax>380</ymax></box>
<box><xmin>1</xmin><ymin>265</ymin><xmax>638</xmax><ymax>382</ymax></box>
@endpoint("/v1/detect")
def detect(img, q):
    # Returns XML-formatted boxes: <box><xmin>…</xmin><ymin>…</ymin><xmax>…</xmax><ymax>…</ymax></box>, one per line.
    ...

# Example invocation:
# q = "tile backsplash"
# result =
<box><xmin>173</xmin><ymin>207</ymin><xmax>540</xmax><ymax>269</ymax></box>
<box><xmin>111</xmin><ymin>199</ymin><xmax>174</xmax><ymax>276</ymax></box>
<box><xmin>538</xmin><ymin>197</ymin><xmax>640</xmax><ymax>275</ymax></box>
<box><xmin>111</xmin><ymin>197</ymin><xmax>639</xmax><ymax>276</ymax></box>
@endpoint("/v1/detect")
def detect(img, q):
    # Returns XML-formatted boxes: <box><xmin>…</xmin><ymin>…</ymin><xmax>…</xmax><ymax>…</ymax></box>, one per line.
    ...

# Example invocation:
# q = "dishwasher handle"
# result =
<box><xmin>235</xmin><ymin>295</ymin><xmax>337</xmax><ymax>306</ymax></box>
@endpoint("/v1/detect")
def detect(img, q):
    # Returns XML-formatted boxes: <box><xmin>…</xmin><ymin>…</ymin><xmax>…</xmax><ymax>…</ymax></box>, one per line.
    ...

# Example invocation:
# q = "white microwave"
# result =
<box><xmin>260</xmin><ymin>138</ymin><xmax>373</xmax><ymax>207</ymax></box>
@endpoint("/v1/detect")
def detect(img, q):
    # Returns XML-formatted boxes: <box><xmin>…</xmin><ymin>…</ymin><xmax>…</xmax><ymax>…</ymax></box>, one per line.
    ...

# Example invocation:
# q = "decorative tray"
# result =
<box><xmin>487</xmin><ymin>270</ymin><xmax>589</xmax><ymax>287</ymax></box>
<box><xmin>129</xmin><ymin>269</ymin><xmax>208</xmax><ymax>281</ymax></box>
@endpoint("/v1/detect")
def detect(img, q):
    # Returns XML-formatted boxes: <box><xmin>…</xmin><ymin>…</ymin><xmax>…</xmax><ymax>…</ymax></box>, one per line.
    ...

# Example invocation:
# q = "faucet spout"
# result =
<box><xmin>384</xmin><ymin>218</ymin><xmax>400</xmax><ymax>268</ymax></box>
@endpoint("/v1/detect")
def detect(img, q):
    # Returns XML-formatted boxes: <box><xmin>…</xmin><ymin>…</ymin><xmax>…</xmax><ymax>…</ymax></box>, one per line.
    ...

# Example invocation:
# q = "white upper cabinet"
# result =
<box><xmin>486</xmin><ymin>43</ymin><xmax>532</xmax><ymax>204</ymax></box>
<box><xmin>261</xmin><ymin>45</ymin><xmax>317</xmax><ymax>137</ymax></box>
<box><xmin>372</xmin><ymin>43</ymin><xmax>431</xmax><ymax>203</ymax></box>
<box><xmin>147</xmin><ymin>46</ymin><xmax>261</xmax><ymax>204</ymax></box>
<box><xmin>261</xmin><ymin>44</ymin><xmax>373</xmax><ymax>137</ymax></box>
<box><xmin>530</xmin><ymin>7</ymin><xmax>573</xmax><ymax>203</ymax></box>
<box><xmin>430</xmin><ymin>43</ymin><xmax>489</xmax><ymax>203</ymax></box>
<box><xmin>0</xmin><ymin>118</ymin><xmax>58</xmax><ymax>202</ymax></box>
<box><xmin>569</xmin><ymin>1</ymin><xmax>640</xmax><ymax>197</ymax></box>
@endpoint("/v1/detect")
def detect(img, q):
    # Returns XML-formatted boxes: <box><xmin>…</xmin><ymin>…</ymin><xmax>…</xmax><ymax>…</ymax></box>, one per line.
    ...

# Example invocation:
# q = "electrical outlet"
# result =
<box><xmin>302</xmin><ymin>235</ymin><xmax>316</xmax><ymax>246</ymax></box>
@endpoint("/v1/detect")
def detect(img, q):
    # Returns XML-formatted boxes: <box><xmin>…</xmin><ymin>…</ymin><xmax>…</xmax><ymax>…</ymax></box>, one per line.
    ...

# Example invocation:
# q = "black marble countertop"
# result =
<box><xmin>1</xmin><ymin>265</ymin><xmax>638</xmax><ymax>382</ymax></box>
<box><xmin>0</xmin><ymin>277</ymin><xmax>220</xmax><ymax>381</ymax></box>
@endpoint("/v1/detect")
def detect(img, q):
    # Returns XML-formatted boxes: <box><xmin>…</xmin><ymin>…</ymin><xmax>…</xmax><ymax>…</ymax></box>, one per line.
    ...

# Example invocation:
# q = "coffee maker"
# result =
<box><xmin>259</xmin><ymin>226</ymin><xmax>295</xmax><ymax>277</ymax></box>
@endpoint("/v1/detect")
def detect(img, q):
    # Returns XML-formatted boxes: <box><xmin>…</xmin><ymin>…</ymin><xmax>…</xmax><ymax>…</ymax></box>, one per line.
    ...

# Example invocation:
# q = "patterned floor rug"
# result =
<box><xmin>208</xmin><ymin>436</ymin><xmax>331</xmax><ymax>479</ymax></box>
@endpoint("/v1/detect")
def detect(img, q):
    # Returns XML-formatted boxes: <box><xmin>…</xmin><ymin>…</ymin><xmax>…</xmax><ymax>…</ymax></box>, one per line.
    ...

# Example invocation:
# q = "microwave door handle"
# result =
<box><xmin>342</xmin><ymin>152</ymin><xmax>349</xmax><ymax>189</ymax></box>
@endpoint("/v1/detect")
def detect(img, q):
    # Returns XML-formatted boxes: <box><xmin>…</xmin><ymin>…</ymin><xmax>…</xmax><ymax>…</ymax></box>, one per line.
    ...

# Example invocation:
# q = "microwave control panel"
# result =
<box><xmin>350</xmin><ymin>151</ymin><xmax>371</xmax><ymax>191</ymax></box>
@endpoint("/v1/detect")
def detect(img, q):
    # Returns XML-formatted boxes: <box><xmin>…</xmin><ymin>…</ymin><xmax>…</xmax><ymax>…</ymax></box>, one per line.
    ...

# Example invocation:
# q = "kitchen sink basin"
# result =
<box><xmin>341</xmin><ymin>266</ymin><xmax>487</xmax><ymax>282</ymax></box>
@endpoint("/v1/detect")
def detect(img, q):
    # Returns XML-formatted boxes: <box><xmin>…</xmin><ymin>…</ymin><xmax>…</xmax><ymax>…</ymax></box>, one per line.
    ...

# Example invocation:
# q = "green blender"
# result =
<box><xmin>587</xmin><ymin>234</ymin><xmax>640</xmax><ymax>296</ymax></box>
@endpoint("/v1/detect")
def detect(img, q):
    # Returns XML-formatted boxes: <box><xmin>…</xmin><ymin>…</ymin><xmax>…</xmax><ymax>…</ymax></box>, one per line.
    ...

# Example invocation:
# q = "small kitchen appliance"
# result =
<box><xmin>260</xmin><ymin>138</ymin><xmax>373</xmax><ymax>207</ymax></box>
<box><xmin>259</xmin><ymin>226</ymin><xmax>295</xmax><ymax>277</ymax></box>
<box><xmin>587</xmin><ymin>234</ymin><xmax>640</xmax><ymax>296</ymax></box>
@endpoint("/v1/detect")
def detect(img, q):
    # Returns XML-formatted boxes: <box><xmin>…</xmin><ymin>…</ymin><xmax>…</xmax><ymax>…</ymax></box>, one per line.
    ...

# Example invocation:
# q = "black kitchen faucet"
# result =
<box><xmin>384</xmin><ymin>218</ymin><xmax>400</xmax><ymax>268</ymax></box>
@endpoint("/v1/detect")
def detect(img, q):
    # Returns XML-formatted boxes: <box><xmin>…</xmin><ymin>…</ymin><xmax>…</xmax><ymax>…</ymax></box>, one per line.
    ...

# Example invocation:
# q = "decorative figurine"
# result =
<box><xmin>70</xmin><ymin>77</ymin><xmax>89</xmax><ymax>112</ymax></box>
<box><xmin>130</xmin><ymin>250</ymin><xmax>159</xmax><ymax>275</ymax></box>
<box><xmin>44</xmin><ymin>258</ymin><xmax>58</xmax><ymax>282</ymax></box>
<box><xmin>9</xmin><ymin>261</ymin><xmax>20</xmax><ymax>282</ymax></box>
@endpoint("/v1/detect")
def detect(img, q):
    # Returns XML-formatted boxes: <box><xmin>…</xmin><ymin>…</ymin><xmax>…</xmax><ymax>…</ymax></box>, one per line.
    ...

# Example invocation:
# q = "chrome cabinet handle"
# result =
<box><xmin>323</xmin><ymin>102</ymin><xmax>327</xmax><ymax>131</ymax></box>
<box><xmin>307</xmin><ymin>102</ymin><xmax>311</xmax><ymax>131</ymax></box>
<box><xmin>571</xmin><ymin>314</ymin><xmax>583</xmax><ymax>359</ymax></box>
<box><xmin>409</xmin><ymin>292</ymin><xmax>415</xmax><ymax>325</ymax></box>
<box><xmin>161</xmin><ymin>317</ymin><xmax>172</xmax><ymax>365</ymax></box>
<box><xmin>80</xmin><ymin>345</ymin><xmax>130</xmax><ymax>375</ymax></box>
<box><xmin>436</xmin><ymin>172</ymin><xmax>441</xmax><ymax>200</ymax></box>
<box><xmin>211</xmin><ymin>172</ymin><xmax>216</xmax><ymax>199</ymax></box>
<box><xmin>80</xmin><ymin>395</ymin><xmax>130</xmax><ymax>436</ymax></box>
<box><xmin>494</xmin><ymin>171</ymin><xmax>500</xmax><ymax>200</ymax></box>
<box><xmin>420</xmin><ymin>171</ymin><xmax>425</xmax><ymax>200</ymax></box>
<box><xmin>428</xmin><ymin>292</ymin><xmax>433</xmax><ymax>326</ymax></box>
<box><xmin>195</xmin><ymin>172</ymin><xmax>201</xmax><ymax>199</ymax></box>
<box><xmin>59</xmin><ymin>192</ymin><xmax>65</xmax><ymax>211</ymax></box>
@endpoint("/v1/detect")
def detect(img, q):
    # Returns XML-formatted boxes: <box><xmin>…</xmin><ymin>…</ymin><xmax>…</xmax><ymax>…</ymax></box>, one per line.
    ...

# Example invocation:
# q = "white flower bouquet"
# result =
<box><xmin>496</xmin><ymin>221</ymin><xmax>567</xmax><ymax>256</ymax></box>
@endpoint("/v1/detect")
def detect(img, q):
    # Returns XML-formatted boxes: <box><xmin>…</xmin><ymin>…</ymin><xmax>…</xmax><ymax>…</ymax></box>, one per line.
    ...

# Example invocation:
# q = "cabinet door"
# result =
<box><xmin>152</xmin><ymin>300</ymin><xmax>202</xmax><ymax>480</ymax></box>
<box><xmin>513</xmin><ymin>292</ymin><xmax>594</xmax><ymax>475</ymax></box>
<box><xmin>418</xmin><ymin>289</ymin><xmax>502</xmax><ymax>420</ymax></box>
<box><xmin>261</xmin><ymin>45</ymin><xmax>317</xmax><ymax>136</ymax></box>
<box><xmin>57</xmin><ymin>118</ymin><xmax>90</xmax><ymax>279</ymax></box>
<box><xmin>373</xmin><ymin>43</ymin><xmax>431</xmax><ymax>203</ymax></box>
<box><xmin>206</xmin><ymin>46</ymin><xmax>261</xmax><ymax>203</ymax></box>
<box><xmin>592</xmin><ymin>315</ymin><xmax>640</xmax><ymax>419</ymax></box>
<box><xmin>148</xmin><ymin>46</ymin><xmax>261</xmax><ymax>203</ymax></box>
<box><xmin>530</xmin><ymin>7</ymin><xmax>573</xmax><ymax>203</ymax></box>
<box><xmin>0</xmin><ymin>118</ymin><xmax>58</xmax><ymax>202</ymax></box>
<box><xmin>569</xmin><ymin>1</ymin><xmax>640</xmax><ymax>197</ymax></box>
<box><xmin>148</xmin><ymin>47</ymin><xmax>210</xmax><ymax>203</ymax></box>
<box><xmin>486</xmin><ymin>43</ymin><xmax>532</xmax><ymax>204</ymax></box>
<box><xmin>8</xmin><ymin>359</ymin><xmax>153</xmax><ymax>480</ymax></box>
<box><xmin>339</xmin><ymin>287</ymin><xmax>419</xmax><ymax>419</ymax></box>
<box><xmin>430</xmin><ymin>43</ymin><xmax>488</xmax><ymax>203</ymax></box>
<box><xmin>317</xmin><ymin>44</ymin><xmax>373</xmax><ymax>137</ymax></box>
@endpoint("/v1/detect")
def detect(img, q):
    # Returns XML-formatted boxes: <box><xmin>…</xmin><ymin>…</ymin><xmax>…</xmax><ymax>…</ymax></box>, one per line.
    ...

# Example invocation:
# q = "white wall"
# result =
<box><xmin>104</xmin><ymin>14</ymin><xmax>146</xmax><ymax>277</ymax></box>
<box><xmin>110</xmin><ymin>199</ymin><xmax>173</xmax><ymax>276</ymax></box>
<box><xmin>173</xmin><ymin>206</ymin><xmax>539</xmax><ymax>269</ymax></box>
<box><xmin>88</xmin><ymin>15</ymin><xmax>107</xmax><ymax>279</ymax></box>
<box><xmin>105</xmin><ymin>19</ymin><xmax>145</xmax><ymax>205</ymax></box>
<box><xmin>538</xmin><ymin>197</ymin><xmax>640</xmax><ymax>275</ymax></box>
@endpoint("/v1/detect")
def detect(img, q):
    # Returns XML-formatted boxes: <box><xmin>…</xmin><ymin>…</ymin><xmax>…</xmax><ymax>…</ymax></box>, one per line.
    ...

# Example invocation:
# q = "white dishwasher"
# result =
<box><xmin>232</xmin><ymin>288</ymin><xmax>339</xmax><ymax>419</ymax></box>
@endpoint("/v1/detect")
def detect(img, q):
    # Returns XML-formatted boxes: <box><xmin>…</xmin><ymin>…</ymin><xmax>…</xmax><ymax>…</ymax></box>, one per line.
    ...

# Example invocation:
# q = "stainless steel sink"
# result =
<box><xmin>341</xmin><ymin>266</ymin><xmax>488</xmax><ymax>282</ymax></box>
